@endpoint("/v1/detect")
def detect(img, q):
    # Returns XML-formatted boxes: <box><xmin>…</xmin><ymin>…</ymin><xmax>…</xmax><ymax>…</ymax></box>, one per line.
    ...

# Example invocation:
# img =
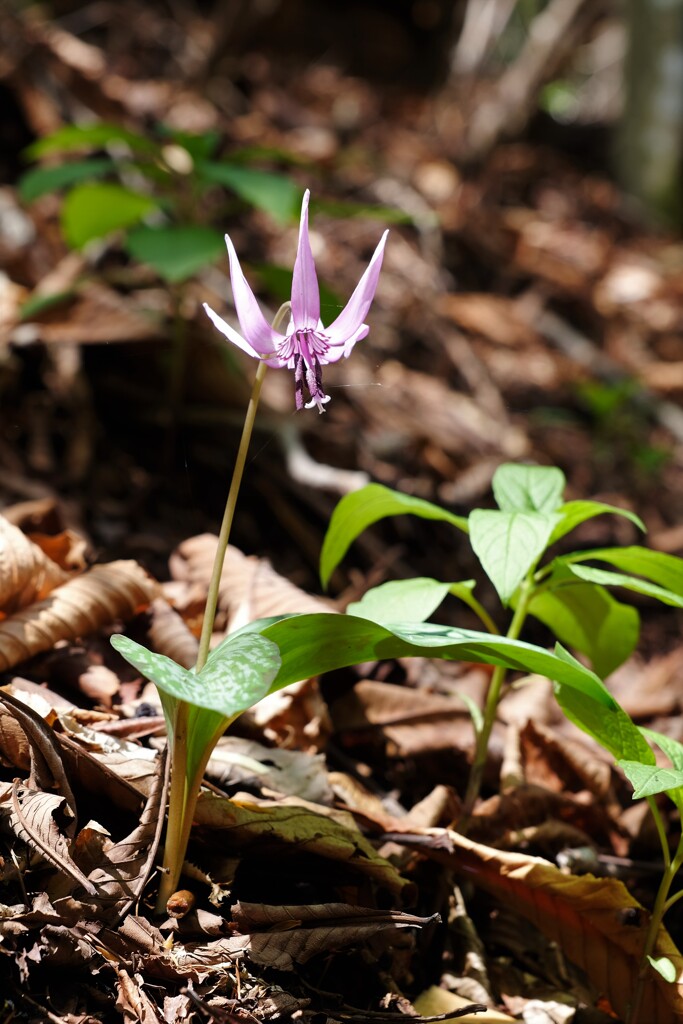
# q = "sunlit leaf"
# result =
<box><xmin>61</xmin><ymin>183</ymin><xmax>157</xmax><ymax>249</ymax></box>
<box><xmin>321</xmin><ymin>484</ymin><xmax>468</xmax><ymax>589</ymax></box>
<box><xmin>619</xmin><ymin>761</ymin><xmax>683</xmax><ymax>799</ymax></box>
<box><xmin>469</xmin><ymin>509</ymin><xmax>558</xmax><ymax>605</ymax></box>
<box><xmin>569</xmin><ymin>565</ymin><xmax>683</xmax><ymax>608</ymax></box>
<box><xmin>566</xmin><ymin>547</ymin><xmax>683</xmax><ymax>597</ymax></box>
<box><xmin>492</xmin><ymin>463</ymin><xmax>565</xmax><ymax>514</ymax></box>
<box><xmin>527</xmin><ymin>576</ymin><xmax>639</xmax><ymax>676</ymax></box>
<box><xmin>347</xmin><ymin>578</ymin><xmax>454</xmax><ymax>625</ymax></box>
<box><xmin>648</xmin><ymin>956</ymin><xmax>677</xmax><ymax>984</ymax></box>
<box><xmin>549</xmin><ymin>501</ymin><xmax>645</xmax><ymax>545</ymax></box>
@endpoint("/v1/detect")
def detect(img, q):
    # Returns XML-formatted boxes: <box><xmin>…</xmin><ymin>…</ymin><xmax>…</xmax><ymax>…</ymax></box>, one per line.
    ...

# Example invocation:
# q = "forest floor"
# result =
<box><xmin>1</xmin><ymin>4</ymin><xmax>683</xmax><ymax>1023</ymax></box>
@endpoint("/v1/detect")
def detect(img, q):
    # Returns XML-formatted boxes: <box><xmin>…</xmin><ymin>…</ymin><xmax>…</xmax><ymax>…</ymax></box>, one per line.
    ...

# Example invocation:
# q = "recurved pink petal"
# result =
<box><xmin>325</xmin><ymin>230</ymin><xmax>388</xmax><ymax>346</ymax></box>
<box><xmin>225</xmin><ymin>234</ymin><xmax>283</xmax><ymax>355</ymax></box>
<box><xmin>322</xmin><ymin>323</ymin><xmax>369</xmax><ymax>363</ymax></box>
<box><xmin>291</xmin><ymin>189</ymin><xmax>320</xmax><ymax>331</ymax></box>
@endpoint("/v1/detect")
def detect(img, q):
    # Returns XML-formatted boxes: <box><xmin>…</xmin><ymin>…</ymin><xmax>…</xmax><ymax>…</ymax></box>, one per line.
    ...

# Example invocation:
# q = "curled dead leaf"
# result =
<box><xmin>0</xmin><ymin>515</ymin><xmax>70</xmax><ymax>615</ymax></box>
<box><xmin>393</xmin><ymin>828</ymin><xmax>683</xmax><ymax>1022</ymax></box>
<box><xmin>0</xmin><ymin>560</ymin><xmax>159</xmax><ymax>672</ymax></box>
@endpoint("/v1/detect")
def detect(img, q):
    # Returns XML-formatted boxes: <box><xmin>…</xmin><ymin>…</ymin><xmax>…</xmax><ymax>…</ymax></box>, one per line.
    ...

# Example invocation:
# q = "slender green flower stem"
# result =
<box><xmin>461</xmin><ymin>578</ymin><xmax>534</xmax><ymax>821</ymax></box>
<box><xmin>155</xmin><ymin>302</ymin><xmax>290</xmax><ymax>914</ymax></box>
<box><xmin>627</xmin><ymin>833</ymin><xmax>683</xmax><ymax>1024</ymax></box>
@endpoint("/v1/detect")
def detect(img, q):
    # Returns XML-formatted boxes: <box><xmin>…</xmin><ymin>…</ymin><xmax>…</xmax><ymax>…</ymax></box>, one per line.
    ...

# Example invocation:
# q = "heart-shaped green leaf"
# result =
<box><xmin>469</xmin><ymin>509</ymin><xmax>558</xmax><ymax>605</ymax></box>
<box><xmin>493</xmin><ymin>464</ymin><xmax>565</xmax><ymax>514</ymax></box>
<box><xmin>321</xmin><ymin>484</ymin><xmax>468</xmax><ymax>589</ymax></box>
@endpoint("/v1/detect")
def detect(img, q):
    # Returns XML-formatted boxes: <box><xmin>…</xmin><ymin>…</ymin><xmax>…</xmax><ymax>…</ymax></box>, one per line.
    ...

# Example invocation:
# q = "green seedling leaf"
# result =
<box><xmin>527</xmin><ymin>578</ymin><xmax>639</xmax><ymax>677</ymax></box>
<box><xmin>110</xmin><ymin>633</ymin><xmax>280</xmax><ymax>718</ymax></box>
<box><xmin>19</xmin><ymin>158</ymin><xmax>115</xmax><ymax>203</ymax></box>
<box><xmin>549</xmin><ymin>501</ymin><xmax>645</xmax><ymax>545</ymax></box>
<box><xmin>197</xmin><ymin>161</ymin><xmax>300</xmax><ymax>224</ymax></box>
<box><xmin>618</xmin><ymin>761</ymin><xmax>683</xmax><ymax>799</ymax></box>
<box><xmin>568</xmin><ymin>565</ymin><xmax>683</xmax><ymax>608</ymax></box>
<box><xmin>347</xmin><ymin>578</ymin><xmax>455</xmax><ymax>625</ymax></box>
<box><xmin>648</xmin><ymin>956</ymin><xmax>677</xmax><ymax>984</ymax></box>
<box><xmin>62</xmin><ymin>183</ymin><xmax>158</xmax><ymax>249</ymax></box>
<box><xmin>469</xmin><ymin>509</ymin><xmax>558</xmax><ymax>605</ymax></box>
<box><xmin>26</xmin><ymin>123</ymin><xmax>158</xmax><ymax>159</ymax></box>
<box><xmin>125</xmin><ymin>225</ymin><xmax>224</xmax><ymax>283</ymax></box>
<box><xmin>321</xmin><ymin>485</ymin><xmax>468</xmax><ymax>589</ymax></box>
<box><xmin>566</xmin><ymin>547</ymin><xmax>683</xmax><ymax>598</ymax></box>
<box><xmin>492</xmin><ymin>464</ymin><xmax>566</xmax><ymax>514</ymax></box>
<box><xmin>552</xmin><ymin>646</ymin><xmax>654</xmax><ymax>763</ymax></box>
<box><xmin>641</xmin><ymin>728</ymin><xmax>683</xmax><ymax>771</ymax></box>
<box><xmin>247</xmin><ymin>613</ymin><xmax>617</xmax><ymax>709</ymax></box>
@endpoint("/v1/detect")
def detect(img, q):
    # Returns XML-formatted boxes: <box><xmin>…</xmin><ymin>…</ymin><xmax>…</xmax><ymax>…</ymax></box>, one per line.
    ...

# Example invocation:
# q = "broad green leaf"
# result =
<box><xmin>641</xmin><ymin>727</ymin><xmax>683</xmax><ymax>771</ymax></box>
<box><xmin>125</xmin><ymin>225</ymin><xmax>224</xmax><ymax>283</ymax></box>
<box><xmin>110</xmin><ymin>633</ymin><xmax>280</xmax><ymax>717</ymax></box>
<box><xmin>250</xmin><ymin>614</ymin><xmax>617</xmax><ymax>709</ymax></box>
<box><xmin>549</xmin><ymin>501</ymin><xmax>645</xmax><ymax>545</ymax></box>
<box><xmin>553</xmin><ymin>664</ymin><xmax>654</xmax><ymax>764</ymax></box>
<box><xmin>568</xmin><ymin>565</ymin><xmax>683</xmax><ymax>608</ymax></box>
<box><xmin>19</xmin><ymin>158</ymin><xmax>115</xmax><ymax>203</ymax></box>
<box><xmin>618</xmin><ymin>761</ymin><xmax>683</xmax><ymax>799</ymax></box>
<box><xmin>566</xmin><ymin>547</ymin><xmax>683</xmax><ymax>597</ymax></box>
<box><xmin>26</xmin><ymin>123</ymin><xmax>157</xmax><ymax>159</ymax></box>
<box><xmin>469</xmin><ymin>509</ymin><xmax>558</xmax><ymax>605</ymax></box>
<box><xmin>492</xmin><ymin>464</ymin><xmax>565</xmax><ymax>514</ymax></box>
<box><xmin>320</xmin><ymin>484</ymin><xmax>468</xmax><ymax>589</ymax></box>
<box><xmin>527</xmin><ymin>578</ymin><xmax>639</xmax><ymax>677</ymax></box>
<box><xmin>196</xmin><ymin>161</ymin><xmax>300</xmax><ymax>224</ymax></box>
<box><xmin>648</xmin><ymin>956</ymin><xmax>677</xmax><ymax>984</ymax></box>
<box><xmin>61</xmin><ymin>183</ymin><xmax>157</xmax><ymax>249</ymax></box>
<box><xmin>346</xmin><ymin>578</ymin><xmax>455</xmax><ymax>625</ymax></box>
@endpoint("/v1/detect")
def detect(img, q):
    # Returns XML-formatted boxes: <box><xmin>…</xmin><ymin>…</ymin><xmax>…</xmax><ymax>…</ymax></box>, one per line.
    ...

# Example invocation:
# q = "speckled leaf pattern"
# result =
<box><xmin>110</xmin><ymin>633</ymin><xmax>281</xmax><ymax>717</ymax></box>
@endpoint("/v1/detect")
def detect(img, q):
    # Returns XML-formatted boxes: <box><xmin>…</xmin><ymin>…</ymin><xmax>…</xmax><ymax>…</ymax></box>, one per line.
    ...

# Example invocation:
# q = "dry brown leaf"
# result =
<box><xmin>10</xmin><ymin>784</ymin><xmax>96</xmax><ymax>896</ymax></box>
<box><xmin>29</xmin><ymin>529</ymin><xmax>89</xmax><ymax>572</ymax></box>
<box><xmin>168</xmin><ymin>537</ymin><xmax>332</xmax><ymax>632</ymax></box>
<box><xmin>397</xmin><ymin>828</ymin><xmax>683</xmax><ymax>1022</ymax></box>
<box><xmin>0</xmin><ymin>559</ymin><xmax>159</xmax><ymax>671</ymax></box>
<box><xmin>0</xmin><ymin>514</ymin><xmax>70</xmax><ymax>615</ymax></box>
<box><xmin>207</xmin><ymin>736</ymin><xmax>333</xmax><ymax>804</ymax></box>
<box><xmin>194</xmin><ymin>790</ymin><xmax>411</xmax><ymax>900</ymax></box>
<box><xmin>230</xmin><ymin>901</ymin><xmax>438</xmax><ymax>970</ymax></box>
<box><xmin>145</xmin><ymin>597</ymin><xmax>198</xmax><ymax>670</ymax></box>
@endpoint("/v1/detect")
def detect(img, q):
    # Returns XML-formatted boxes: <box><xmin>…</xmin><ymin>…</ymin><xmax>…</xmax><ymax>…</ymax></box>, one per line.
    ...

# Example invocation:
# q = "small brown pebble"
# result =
<box><xmin>166</xmin><ymin>889</ymin><xmax>195</xmax><ymax>918</ymax></box>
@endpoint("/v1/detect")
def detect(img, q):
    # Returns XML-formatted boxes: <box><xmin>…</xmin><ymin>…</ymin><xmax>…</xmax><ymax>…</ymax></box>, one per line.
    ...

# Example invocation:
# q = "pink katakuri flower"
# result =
<box><xmin>203</xmin><ymin>189</ymin><xmax>388</xmax><ymax>412</ymax></box>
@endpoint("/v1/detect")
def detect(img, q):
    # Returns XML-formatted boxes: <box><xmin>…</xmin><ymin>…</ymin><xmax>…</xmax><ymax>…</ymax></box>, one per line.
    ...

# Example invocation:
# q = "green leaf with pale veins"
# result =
<box><xmin>492</xmin><ymin>464</ymin><xmax>566</xmax><ymax>514</ymax></box>
<box><xmin>320</xmin><ymin>484</ymin><xmax>468</xmax><ymax>589</ymax></box>
<box><xmin>347</xmin><ymin>578</ymin><xmax>455</xmax><ymax>625</ymax></box>
<box><xmin>549</xmin><ymin>501</ymin><xmax>645</xmax><ymax>545</ymax></box>
<box><xmin>568</xmin><ymin>564</ymin><xmax>683</xmax><ymax>608</ymax></box>
<box><xmin>565</xmin><ymin>547</ymin><xmax>683</xmax><ymax>598</ymax></box>
<box><xmin>618</xmin><ymin>761</ymin><xmax>683</xmax><ymax>799</ymax></box>
<box><xmin>110</xmin><ymin>633</ymin><xmax>280</xmax><ymax>717</ymax></box>
<box><xmin>469</xmin><ymin>509</ymin><xmax>558</xmax><ymax>605</ymax></box>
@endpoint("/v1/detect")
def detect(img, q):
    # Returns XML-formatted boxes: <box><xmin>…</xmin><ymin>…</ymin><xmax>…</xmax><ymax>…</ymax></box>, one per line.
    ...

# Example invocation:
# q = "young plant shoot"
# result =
<box><xmin>111</xmin><ymin>189</ymin><xmax>388</xmax><ymax>912</ymax></box>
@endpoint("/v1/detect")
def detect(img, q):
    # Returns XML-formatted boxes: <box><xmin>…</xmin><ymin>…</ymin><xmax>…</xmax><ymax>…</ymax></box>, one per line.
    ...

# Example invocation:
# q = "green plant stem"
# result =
<box><xmin>628</xmin><ymin>834</ymin><xmax>683</xmax><ymax>1024</ymax></box>
<box><xmin>461</xmin><ymin>579</ymin><xmax>534</xmax><ymax>821</ymax></box>
<box><xmin>155</xmin><ymin>301</ymin><xmax>290</xmax><ymax>914</ymax></box>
